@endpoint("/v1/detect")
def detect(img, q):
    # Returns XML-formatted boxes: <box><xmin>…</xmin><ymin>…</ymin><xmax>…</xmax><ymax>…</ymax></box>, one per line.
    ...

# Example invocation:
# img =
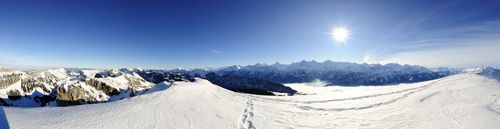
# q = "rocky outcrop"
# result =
<box><xmin>26</xmin><ymin>71</ymin><xmax>60</xmax><ymax>84</ymax></box>
<box><xmin>134</xmin><ymin>70</ymin><xmax>197</xmax><ymax>83</ymax></box>
<box><xmin>124</xmin><ymin>75</ymin><xmax>149</xmax><ymax>89</ymax></box>
<box><xmin>0</xmin><ymin>74</ymin><xmax>21</xmax><ymax>89</ymax></box>
<box><xmin>85</xmin><ymin>78</ymin><xmax>120</xmax><ymax>96</ymax></box>
<box><xmin>21</xmin><ymin>78</ymin><xmax>51</xmax><ymax>93</ymax></box>
<box><xmin>56</xmin><ymin>83</ymin><xmax>98</xmax><ymax>106</ymax></box>
<box><xmin>7</xmin><ymin>90</ymin><xmax>22</xmax><ymax>100</ymax></box>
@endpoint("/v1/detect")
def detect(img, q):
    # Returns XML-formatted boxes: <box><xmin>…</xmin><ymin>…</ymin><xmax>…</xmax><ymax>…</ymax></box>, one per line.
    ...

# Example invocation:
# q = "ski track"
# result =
<box><xmin>246</xmin><ymin>78</ymin><xmax>455</xmax><ymax>113</ymax></box>
<box><xmin>419</xmin><ymin>92</ymin><xmax>441</xmax><ymax>102</ymax></box>
<box><xmin>295</xmin><ymin>83</ymin><xmax>429</xmax><ymax>111</ymax></box>
<box><xmin>238</xmin><ymin>99</ymin><xmax>256</xmax><ymax>129</ymax></box>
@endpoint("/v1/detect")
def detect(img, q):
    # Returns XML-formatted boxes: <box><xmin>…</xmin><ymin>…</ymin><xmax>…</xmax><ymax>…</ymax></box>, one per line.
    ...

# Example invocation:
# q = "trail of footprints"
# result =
<box><xmin>238</xmin><ymin>99</ymin><xmax>256</xmax><ymax>129</ymax></box>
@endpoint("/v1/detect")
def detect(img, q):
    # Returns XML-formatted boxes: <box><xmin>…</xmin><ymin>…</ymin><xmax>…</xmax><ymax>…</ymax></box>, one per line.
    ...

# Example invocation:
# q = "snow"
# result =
<box><xmin>0</xmin><ymin>68</ymin><xmax>162</xmax><ymax>107</ymax></box>
<box><xmin>3</xmin><ymin>79</ymin><xmax>245</xmax><ymax>129</ymax></box>
<box><xmin>93</xmin><ymin>73</ymin><xmax>153</xmax><ymax>91</ymax></box>
<box><xmin>0</xmin><ymin>81</ymin><xmax>22</xmax><ymax>98</ymax></box>
<box><xmin>2</xmin><ymin>73</ymin><xmax>500</xmax><ymax>129</ymax></box>
<box><xmin>81</xmin><ymin>69</ymin><xmax>101</xmax><ymax>78</ymax></box>
<box><xmin>45</xmin><ymin>68</ymin><xmax>69</xmax><ymax>79</ymax></box>
<box><xmin>60</xmin><ymin>80</ymin><xmax>110</xmax><ymax>102</ymax></box>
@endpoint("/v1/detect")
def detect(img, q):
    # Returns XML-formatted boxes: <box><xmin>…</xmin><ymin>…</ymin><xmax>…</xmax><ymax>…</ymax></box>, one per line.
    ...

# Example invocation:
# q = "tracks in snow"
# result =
<box><xmin>250</xmin><ymin>80</ymin><xmax>442</xmax><ymax>105</ymax></box>
<box><xmin>248</xmin><ymin>78</ymin><xmax>452</xmax><ymax>112</ymax></box>
<box><xmin>419</xmin><ymin>92</ymin><xmax>440</xmax><ymax>102</ymax></box>
<box><xmin>297</xmin><ymin>84</ymin><xmax>430</xmax><ymax>111</ymax></box>
<box><xmin>238</xmin><ymin>99</ymin><xmax>256</xmax><ymax>129</ymax></box>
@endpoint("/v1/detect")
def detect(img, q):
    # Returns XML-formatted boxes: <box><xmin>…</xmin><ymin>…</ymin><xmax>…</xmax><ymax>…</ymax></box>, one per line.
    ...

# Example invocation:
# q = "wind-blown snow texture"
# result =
<box><xmin>2</xmin><ymin>72</ymin><xmax>500</xmax><ymax>129</ymax></box>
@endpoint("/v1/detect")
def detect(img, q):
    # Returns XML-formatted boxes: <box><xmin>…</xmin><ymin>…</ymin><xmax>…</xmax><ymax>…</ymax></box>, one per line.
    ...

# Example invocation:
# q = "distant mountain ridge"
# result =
<box><xmin>161</xmin><ymin>60</ymin><xmax>458</xmax><ymax>86</ymax></box>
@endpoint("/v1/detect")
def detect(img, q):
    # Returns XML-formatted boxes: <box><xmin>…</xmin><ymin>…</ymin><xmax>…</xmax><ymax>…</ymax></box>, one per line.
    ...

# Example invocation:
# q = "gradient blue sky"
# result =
<box><xmin>1</xmin><ymin>0</ymin><xmax>499</xmax><ymax>69</ymax></box>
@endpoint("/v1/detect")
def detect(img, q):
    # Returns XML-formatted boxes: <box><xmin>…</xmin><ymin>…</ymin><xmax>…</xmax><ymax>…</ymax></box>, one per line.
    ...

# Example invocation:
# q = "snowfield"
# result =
<box><xmin>2</xmin><ymin>73</ymin><xmax>500</xmax><ymax>129</ymax></box>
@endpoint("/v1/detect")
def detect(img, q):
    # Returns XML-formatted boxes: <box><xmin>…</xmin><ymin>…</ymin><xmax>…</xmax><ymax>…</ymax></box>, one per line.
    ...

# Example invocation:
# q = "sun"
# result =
<box><xmin>331</xmin><ymin>27</ymin><xmax>350</xmax><ymax>43</ymax></box>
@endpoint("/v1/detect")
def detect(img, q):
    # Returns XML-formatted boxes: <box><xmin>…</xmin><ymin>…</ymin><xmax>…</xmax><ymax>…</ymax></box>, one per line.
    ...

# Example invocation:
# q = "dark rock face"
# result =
<box><xmin>94</xmin><ymin>73</ymin><xmax>104</xmax><ymax>78</ymax></box>
<box><xmin>7</xmin><ymin>90</ymin><xmax>22</xmax><ymax>100</ymax></box>
<box><xmin>33</xmin><ymin>95</ymin><xmax>55</xmax><ymax>107</ymax></box>
<box><xmin>134</xmin><ymin>70</ymin><xmax>196</xmax><ymax>83</ymax></box>
<box><xmin>204</xmin><ymin>73</ymin><xmax>297</xmax><ymax>95</ymax></box>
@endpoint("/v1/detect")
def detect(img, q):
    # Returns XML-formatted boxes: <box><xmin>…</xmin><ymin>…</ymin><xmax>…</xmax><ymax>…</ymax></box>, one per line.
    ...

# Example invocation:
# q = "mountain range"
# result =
<box><xmin>0</xmin><ymin>61</ymin><xmax>460</xmax><ymax>107</ymax></box>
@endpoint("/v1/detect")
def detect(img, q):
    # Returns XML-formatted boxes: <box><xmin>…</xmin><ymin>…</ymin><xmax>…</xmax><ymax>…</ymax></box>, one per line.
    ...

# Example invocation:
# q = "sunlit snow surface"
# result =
<box><xmin>3</xmin><ymin>73</ymin><xmax>500</xmax><ymax>129</ymax></box>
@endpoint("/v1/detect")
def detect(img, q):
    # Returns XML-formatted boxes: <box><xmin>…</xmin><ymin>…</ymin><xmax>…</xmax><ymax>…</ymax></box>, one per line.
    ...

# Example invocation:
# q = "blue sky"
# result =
<box><xmin>0</xmin><ymin>0</ymin><xmax>499</xmax><ymax>69</ymax></box>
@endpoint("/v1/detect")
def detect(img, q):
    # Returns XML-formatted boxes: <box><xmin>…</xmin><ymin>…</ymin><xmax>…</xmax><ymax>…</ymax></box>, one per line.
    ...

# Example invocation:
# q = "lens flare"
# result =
<box><xmin>331</xmin><ymin>27</ymin><xmax>350</xmax><ymax>43</ymax></box>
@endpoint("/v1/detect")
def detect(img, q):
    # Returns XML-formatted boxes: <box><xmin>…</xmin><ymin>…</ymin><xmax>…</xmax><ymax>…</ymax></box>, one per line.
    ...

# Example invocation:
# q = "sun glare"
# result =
<box><xmin>331</xmin><ymin>27</ymin><xmax>350</xmax><ymax>43</ymax></box>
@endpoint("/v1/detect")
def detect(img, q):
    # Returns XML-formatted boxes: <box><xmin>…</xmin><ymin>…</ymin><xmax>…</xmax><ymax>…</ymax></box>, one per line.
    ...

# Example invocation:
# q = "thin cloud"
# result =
<box><xmin>377</xmin><ymin>20</ymin><xmax>500</xmax><ymax>55</ymax></box>
<box><xmin>378</xmin><ymin>0</ymin><xmax>464</xmax><ymax>44</ymax></box>
<box><xmin>371</xmin><ymin>19</ymin><xmax>500</xmax><ymax>68</ymax></box>
<box><xmin>211</xmin><ymin>49</ymin><xmax>222</xmax><ymax>54</ymax></box>
<box><xmin>192</xmin><ymin>45</ymin><xmax>223</xmax><ymax>54</ymax></box>
<box><xmin>376</xmin><ymin>41</ymin><xmax>500</xmax><ymax>68</ymax></box>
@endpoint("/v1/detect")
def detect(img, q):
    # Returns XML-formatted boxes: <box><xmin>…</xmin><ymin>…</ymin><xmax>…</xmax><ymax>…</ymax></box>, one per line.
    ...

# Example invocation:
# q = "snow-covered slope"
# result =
<box><xmin>2</xmin><ymin>73</ymin><xmax>499</xmax><ymax>129</ymax></box>
<box><xmin>4</xmin><ymin>79</ymin><xmax>246</xmax><ymax>129</ymax></box>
